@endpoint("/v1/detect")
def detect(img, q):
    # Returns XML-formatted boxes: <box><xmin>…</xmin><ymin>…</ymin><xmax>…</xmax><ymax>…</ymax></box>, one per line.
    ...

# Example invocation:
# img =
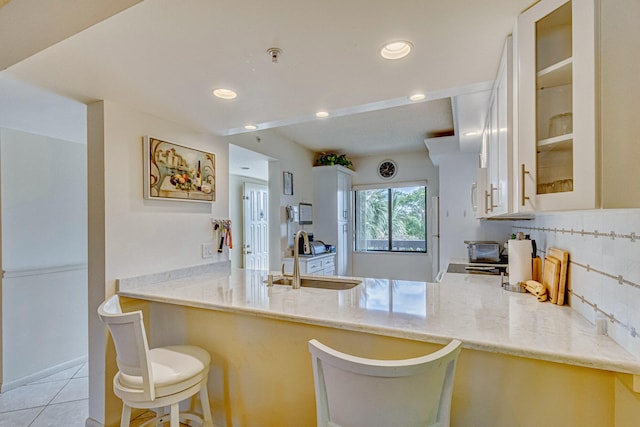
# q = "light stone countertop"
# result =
<box><xmin>117</xmin><ymin>266</ymin><xmax>640</xmax><ymax>375</ymax></box>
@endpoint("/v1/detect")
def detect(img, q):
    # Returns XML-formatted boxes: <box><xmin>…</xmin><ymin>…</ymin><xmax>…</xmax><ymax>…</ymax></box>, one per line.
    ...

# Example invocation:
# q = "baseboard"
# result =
<box><xmin>1</xmin><ymin>354</ymin><xmax>87</xmax><ymax>392</ymax></box>
<box><xmin>85</xmin><ymin>417</ymin><xmax>103</xmax><ymax>427</ymax></box>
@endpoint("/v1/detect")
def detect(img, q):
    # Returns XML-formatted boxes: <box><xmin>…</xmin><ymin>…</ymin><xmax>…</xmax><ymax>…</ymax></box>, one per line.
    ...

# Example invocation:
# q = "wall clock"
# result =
<box><xmin>378</xmin><ymin>159</ymin><xmax>397</xmax><ymax>179</ymax></box>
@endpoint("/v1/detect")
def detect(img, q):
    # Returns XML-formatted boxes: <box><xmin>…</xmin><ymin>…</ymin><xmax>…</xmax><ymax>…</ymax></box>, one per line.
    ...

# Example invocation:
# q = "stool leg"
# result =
<box><xmin>199</xmin><ymin>384</ymin><xmax>214</xmax><ymax>426</ymax></box>
<box><xmin>120</xmin><ymin>403</ymin><xmax>131</xmax><ymax>427</ymax></box>
<box><xmin>169</xmin><ymin>402</ymin><xmax>179</xmax><ymax>427</ymax></box>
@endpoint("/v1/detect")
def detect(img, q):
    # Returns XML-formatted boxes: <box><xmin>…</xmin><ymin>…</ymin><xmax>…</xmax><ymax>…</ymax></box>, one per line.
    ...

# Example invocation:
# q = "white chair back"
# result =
<box><xmin>98</xmin><ymin>295</ymin><xmax>155</xmax><ymax>401</ymax></box>
<box><xmin>308</xmin><ymin>339</ymin><xmax>462</xmax><ymax>427</ymax></box>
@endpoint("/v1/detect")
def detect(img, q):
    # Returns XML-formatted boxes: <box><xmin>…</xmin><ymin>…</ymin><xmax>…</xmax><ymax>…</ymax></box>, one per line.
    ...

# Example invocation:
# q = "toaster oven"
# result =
<box><xmin>464</xmin><ymin>241</ymin><xmax>501</xmax><ymax>263</ymax></box>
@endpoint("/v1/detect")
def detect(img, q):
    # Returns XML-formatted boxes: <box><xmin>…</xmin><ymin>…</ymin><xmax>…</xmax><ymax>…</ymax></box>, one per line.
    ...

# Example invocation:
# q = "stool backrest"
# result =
<box><xmin>98</xmin><ymin>295</ymin><xmax>155</xmax><ymax>400</ymax></box>
<box><xmin>308</xmin><ymin>339</ymin><xmax>462</xmax><ymax>427</ymax></box>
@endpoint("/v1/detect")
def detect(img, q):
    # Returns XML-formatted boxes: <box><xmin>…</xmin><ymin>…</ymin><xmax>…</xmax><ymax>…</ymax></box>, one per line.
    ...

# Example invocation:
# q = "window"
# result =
<box><xmin>355</xmin><ymin>185</ymin><xmax>427</xmax><ymax>253</ymax></box>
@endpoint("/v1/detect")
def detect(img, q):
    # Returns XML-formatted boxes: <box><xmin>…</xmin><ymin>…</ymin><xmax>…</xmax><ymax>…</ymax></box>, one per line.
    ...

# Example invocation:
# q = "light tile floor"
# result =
<box><xmin>0</xmin><ymin>362</ymin><xmax>194</xmax><ymax>426</ymax></box>
<box><xmin>0</xmin><ymin>363</ymin><xmax>89</xmax><ymax>427</ymax></box>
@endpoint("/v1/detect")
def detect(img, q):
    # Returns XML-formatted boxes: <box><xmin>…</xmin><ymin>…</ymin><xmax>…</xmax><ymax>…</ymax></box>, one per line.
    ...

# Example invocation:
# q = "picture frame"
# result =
<box><xmin>299</xmin><ymin>202</ymin><xmax>313</xmax><ymax>225</ymax></box>
<box><xmin>143</xmin><ymin>136</ymin><xmax>215</xmax><ymax>202</ymax></box>
<box><xmin>283</xmin><ymin>171</ymin><xmax>293</xmax><ymax>195</ymax></box>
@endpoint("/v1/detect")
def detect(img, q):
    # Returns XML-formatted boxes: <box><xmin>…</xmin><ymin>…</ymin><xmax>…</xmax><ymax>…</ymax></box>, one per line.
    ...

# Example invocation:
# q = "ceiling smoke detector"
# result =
<box><xmin>266</xmin><ymin>47</ymin><xmax>282</xmax><ymax>64</ymax></box>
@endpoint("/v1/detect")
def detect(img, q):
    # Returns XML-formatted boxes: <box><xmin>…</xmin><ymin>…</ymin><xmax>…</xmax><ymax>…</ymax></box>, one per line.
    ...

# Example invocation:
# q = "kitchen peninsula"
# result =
<box><xmin>115</xmin><ymin>263</ymin><xmax>640</xmax><ymax>427</ymax></box>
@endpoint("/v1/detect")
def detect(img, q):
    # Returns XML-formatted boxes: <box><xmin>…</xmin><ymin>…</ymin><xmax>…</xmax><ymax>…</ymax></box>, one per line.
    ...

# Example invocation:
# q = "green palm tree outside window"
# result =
<box><xmin>355</xmin><ymin>186</ymin><xmax>426</xmax><ymax>252</ymax></box>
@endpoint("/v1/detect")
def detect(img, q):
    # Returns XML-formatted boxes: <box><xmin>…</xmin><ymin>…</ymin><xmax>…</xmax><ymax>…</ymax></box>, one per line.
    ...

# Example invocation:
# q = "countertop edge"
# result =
<box><xmin>118</xmin><ymin>288</ymin><xmax>640</xmax><ymax>376</ymax></box>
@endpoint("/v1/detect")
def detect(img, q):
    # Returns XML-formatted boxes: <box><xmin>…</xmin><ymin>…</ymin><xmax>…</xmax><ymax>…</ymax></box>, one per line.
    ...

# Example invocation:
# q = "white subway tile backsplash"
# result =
<box><xmin>513</xmin><ymin>209</ymin><xmax>640</xmax><ymax>359</ymax></box>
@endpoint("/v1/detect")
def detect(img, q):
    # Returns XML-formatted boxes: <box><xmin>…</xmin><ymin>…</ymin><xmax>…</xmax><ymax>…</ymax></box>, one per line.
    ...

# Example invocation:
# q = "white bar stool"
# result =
<box><xmin>308</xmin><ymin>339</ymin><xmax>462</xmax><ymax>427</ymax></box>
<box><xmin>98</xmin><ymin>295</ymin><xmax>213</xmax><ymax>427</ymax></box>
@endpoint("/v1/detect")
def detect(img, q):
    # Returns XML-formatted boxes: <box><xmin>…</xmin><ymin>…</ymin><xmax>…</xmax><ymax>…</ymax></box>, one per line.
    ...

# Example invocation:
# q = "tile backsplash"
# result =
<box><xmin>512</xmin><ymin>209</ymin><xmax>640</xmax><ymax>359</ymax></box>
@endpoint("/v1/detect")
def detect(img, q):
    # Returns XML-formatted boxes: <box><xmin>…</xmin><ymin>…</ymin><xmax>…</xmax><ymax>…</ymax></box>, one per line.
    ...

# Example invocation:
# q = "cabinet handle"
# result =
<box><xmin>471</xmin><ymin>182</ymin><xmax>477</xmax><ymax>211</ymax></box>
<box><xmin>490</xmin><ymin>184</ymin><xmax>498</xmax><ymax>210</ymax></box>
<box><xmin>521</xmin><ymin>164</ymin><xmax>530</xmax><ymax>207</ymax></box>
<box><xmin>484</xmin><ymin>190</ymin><xmax>490</xmax><ymax>214</ymax></box>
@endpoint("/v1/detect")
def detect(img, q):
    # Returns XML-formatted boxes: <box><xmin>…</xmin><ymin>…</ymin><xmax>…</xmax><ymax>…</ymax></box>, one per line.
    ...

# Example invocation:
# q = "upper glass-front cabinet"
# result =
<box><xmin>517</xmin><ymin>0</ymin><xmax>596</xmax><ymax>211</ymax></box>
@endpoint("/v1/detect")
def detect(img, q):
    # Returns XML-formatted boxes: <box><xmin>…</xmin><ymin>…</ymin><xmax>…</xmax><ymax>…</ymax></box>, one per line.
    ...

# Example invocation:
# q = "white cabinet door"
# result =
<box><xmin>483</xmin><ymin>36</ymin><xmax>514</xmax><ymax>217</ymax></box>
<box><xmin>282</xmin><ymin>254</ymin><xmax>336</xmax><ymax>275</ymax></box>
<box><xmin>313</xmin><ymin>166</ymin><xmax>353</xmax><ymax>277</ymax></box>
<box><xmin>517</xmin><ymin>0</ymin><xmax>596</xmax><ymax>211</ymax></box>
<box><xmin>337</xmin><ymin>222</ymin><xmax>349</xmax><ymax>276</ymax></box>
<box><xmin>322</xmin><ymin>256</ymin><xmax>336</xmax><ymax>276</ymax></box>
<box><xmin>337</xmin><ymin>172</ymin><xmax>349</xmax><ymax>221</ymax></box>
<box><xmin>486</xmin><ymin>93</ymin><xmax>499</xmax><ymax>215</ymax></box>
<box><xmin>306</xmin><ymin>258</ymin><xmax>324</xmax><ymax>275</ymax></box>
<box><xmin>495</xmin><ymin>36</ymin><xmax>514</xmax><ymax>216</ymax></box>
<box><xmin>473</xmin><ymin>167</ymin><xmax>488</xmax><ymax>219</ymax></box>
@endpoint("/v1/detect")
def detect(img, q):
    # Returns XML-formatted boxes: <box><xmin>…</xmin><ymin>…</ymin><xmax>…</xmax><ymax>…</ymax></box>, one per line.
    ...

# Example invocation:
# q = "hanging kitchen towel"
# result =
<box><xmin>508</xmin><ymin>239</ymin><xmax>533</xmax><ymax>285</ymax></box>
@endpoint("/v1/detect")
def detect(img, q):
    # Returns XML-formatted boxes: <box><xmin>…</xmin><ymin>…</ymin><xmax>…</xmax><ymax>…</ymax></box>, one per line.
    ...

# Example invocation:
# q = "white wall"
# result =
<box><xmin>350</xmin><ymin>150</ymin><xmax>439</xmax><ymax>281</ymax></box>
<box><xmin>438</xmin><ymin>152</ymin><xmax>512</xmax><ymax>272</ymax></box>
<box><xmin>87</xmin><ymin>100</ymin><xmax>229</xmax><ymax>425</ymax></box>
<box><xmin>0</xmin><ymin>128</ymin><xmax>87</xmax><ymax>390</ymax></box>
<box><xmin>224</xmin><ymin>131</ymin><xmax>315</xmax><ymax>270</ymax></box>
<box><xmin>1</xmin><ymin>128</ymin><xmax>87</xmax><ymax>267</ymax></box>
<box><xmin>512</xmin><ymin>210</ymin><xmax>640</xmax><ymax>360</ymax></box>
<box><xmin>1</xmin><ymin>268</ymin><xmax>87</xmax><ymax>390</ymax></box>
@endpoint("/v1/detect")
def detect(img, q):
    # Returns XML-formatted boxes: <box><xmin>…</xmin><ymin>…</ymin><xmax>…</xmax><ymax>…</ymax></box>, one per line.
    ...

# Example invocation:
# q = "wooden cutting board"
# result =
<box><xmin>532</xmin><ymin>257</ymin><xmax>542</xmax><ymax>282</ymax></box>
<box><xmin>543</xmin><ymin>256</ymin><xmax>561</xmax><ymax>304</ymax></box>
<box><xmin>547</xmin><ymin>248</ymin><xmax>569</xmax><ymax>305</ymax></box>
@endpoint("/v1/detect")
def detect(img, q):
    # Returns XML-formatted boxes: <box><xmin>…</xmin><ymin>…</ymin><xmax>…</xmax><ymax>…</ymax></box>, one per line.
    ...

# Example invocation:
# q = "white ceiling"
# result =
<box><xmin>0</xmin><ymin>0</ymin><xmax>142</xmax><ymax>69</ymax></box>
<box><xmin>229</xmin><ymin>144</ymin><xmax>270</xmax><ymax>180</ymax></box>
<box><xmin>273</xmin><ymin>97</ymin><xmax>454</xmax><ymax>155</ymax></box>
<box><xmin>2</xmin><ymin>0</ymin><xmax>535</xmax><ymax>157</ymax></box>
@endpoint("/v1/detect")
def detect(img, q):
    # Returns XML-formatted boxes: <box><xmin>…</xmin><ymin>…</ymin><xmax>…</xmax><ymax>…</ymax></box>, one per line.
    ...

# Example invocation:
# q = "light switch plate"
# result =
<box><xmin>202</xmin><ymin>242</ymin><xmax>214</xmax><ymax>258</ymax></box>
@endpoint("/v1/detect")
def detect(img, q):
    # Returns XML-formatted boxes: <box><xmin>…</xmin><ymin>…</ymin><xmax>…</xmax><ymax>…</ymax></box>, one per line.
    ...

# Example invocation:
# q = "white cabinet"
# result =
<box><xmin>313</xmin><ymin>165</ymin><xmax>353</xmax><ymax>276</ymax></box>
<box><xmin>481</xmin><ymin>36</ymin><xmax>515</xmax><ymax>217</ymax></box>
<box><xmin>516</xmin><ymin>0</ymin><xmax>640</xmax><ymax>211</ymax></box>
<box><xmin>337</xmin><ymin>171</ymin><xmax>349</xmax><ymax>222</ymax></box>
<box><xmin>283</xmin><ymin>254</ymin><xmax>336</xmax><ymax>276</ymax></box>
<box><xmin>517</xmin><ymin>0</ymin><xmax>595</xmax><ymax>211</ymax></box>
<box><xmin>472</xmin><ymin>167</ymin><xmax>488</xmax><ymax>219</ymax></box>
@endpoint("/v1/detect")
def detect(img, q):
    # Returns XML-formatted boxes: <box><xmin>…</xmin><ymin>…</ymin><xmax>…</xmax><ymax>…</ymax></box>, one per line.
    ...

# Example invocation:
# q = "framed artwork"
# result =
<box><xmin>283</xmin><ymin>171</ymin><xmax>293</xmax><ymax>195</ymax></box>
<box><xmin>143</xmin><ymin>136</ymin><xmax>215</xmax><ymax>202</ymax></box>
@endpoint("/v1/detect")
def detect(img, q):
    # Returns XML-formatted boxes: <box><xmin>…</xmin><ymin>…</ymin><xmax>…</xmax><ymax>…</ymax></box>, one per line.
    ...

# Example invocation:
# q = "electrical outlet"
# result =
<box><xmin>202</xmin><ymin>243</ymin><xmax>214</xmax><ymax>259</ymax></box>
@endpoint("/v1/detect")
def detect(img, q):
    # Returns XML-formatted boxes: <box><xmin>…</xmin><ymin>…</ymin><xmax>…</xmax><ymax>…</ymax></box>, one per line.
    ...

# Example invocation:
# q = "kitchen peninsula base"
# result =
<box><xmin>111</xmin><ymin>267</ymin><xmax>640</xmax><ymax>426</ymax></box>
<box><xmin>106</xmin><ymin>298</ymin><xmax>640</xmax><ymax>427</ymax></box>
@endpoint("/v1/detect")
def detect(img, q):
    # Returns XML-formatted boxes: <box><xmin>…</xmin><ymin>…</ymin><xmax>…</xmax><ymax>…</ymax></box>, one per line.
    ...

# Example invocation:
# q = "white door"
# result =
<box><xmin>243</xmin><ymin>183</ymin><xmax>269</xmax><ymax>270</ymax></box>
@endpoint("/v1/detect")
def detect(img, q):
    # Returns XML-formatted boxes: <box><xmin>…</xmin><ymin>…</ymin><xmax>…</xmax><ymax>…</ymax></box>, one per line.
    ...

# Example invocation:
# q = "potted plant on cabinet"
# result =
<box><xmin>314</xmin><ymin>152</ymin><xmax>353</xmax><ymax>169</ymax></box>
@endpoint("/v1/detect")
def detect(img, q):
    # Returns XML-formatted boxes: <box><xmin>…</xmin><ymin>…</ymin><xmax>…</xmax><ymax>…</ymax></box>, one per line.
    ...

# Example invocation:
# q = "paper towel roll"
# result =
<box><xmin>508</xmin><ymin>239</ymin><xmax>532</xmax><ymax>285</ymax></box>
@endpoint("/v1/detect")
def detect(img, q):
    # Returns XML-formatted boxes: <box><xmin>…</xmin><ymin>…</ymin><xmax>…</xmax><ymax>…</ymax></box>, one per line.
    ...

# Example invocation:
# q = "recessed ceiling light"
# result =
<box><xmin>244</xmin><ymin>124</ymin><xmax>258</xmax><ymax>131</ymax></box>
<box><xmin>380</xmin><ymin>41</ymin><xmax>413</xmax><ymax>60</ymax></box>
<box><xmin>408</xmin><ymin>93</ymin><xmax>426</xmax><ymax>101</ymax></box>
<box><xmin>212</xmin><ymin>88</ymin><xmax>237</xmax><ymax>100</ymax></box>
<box><xmin>316</xmin><ymin>111</ymin><xmax>329</xmax><ymax>118</ymax></box>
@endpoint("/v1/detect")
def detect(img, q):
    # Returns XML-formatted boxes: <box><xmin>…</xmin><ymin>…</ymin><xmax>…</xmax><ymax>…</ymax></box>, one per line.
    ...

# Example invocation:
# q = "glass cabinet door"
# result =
<box><xmin>535</xmin><ymin>1</ymin><xmax>573</xmax><ymax>195</ymax></box>
<box><xmin>517</xmin><ymin>0</ymin><xmax>596</xmax><ymax>211</ymax></box>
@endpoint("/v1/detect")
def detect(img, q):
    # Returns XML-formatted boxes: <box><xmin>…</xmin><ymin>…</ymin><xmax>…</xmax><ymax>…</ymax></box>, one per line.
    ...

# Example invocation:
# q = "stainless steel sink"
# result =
<box><xmin>270</xmin><ymin>276</ymin><xmax>361</xmax><ymax>290</ymax></box>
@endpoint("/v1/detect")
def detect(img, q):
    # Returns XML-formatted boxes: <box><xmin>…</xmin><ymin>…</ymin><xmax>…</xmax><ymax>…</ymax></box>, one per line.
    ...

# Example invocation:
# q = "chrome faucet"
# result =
<box><xmin>292</xmin><ymin>230</ymin><xmax>310</xmax><ymax>289</ymax></box>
